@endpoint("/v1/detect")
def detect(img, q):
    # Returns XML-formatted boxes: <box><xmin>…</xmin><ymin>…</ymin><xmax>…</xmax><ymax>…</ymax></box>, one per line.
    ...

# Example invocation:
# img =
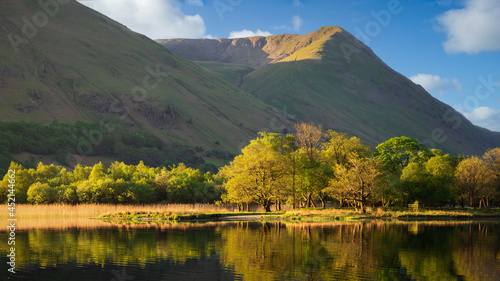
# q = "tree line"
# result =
<box><xmin>0</xmin><ymin>161</ymin><xmax>221</xmax><ymax>204</ymax></box>
<box><xmin>1</xmin><ymin>122</ymin><xmax>499</xmax><ymax>210</ymax></box>
<box><xmin>220</xmin><ymin>123</ymin><xmax>500</xmax><ymax>211</ymax></box>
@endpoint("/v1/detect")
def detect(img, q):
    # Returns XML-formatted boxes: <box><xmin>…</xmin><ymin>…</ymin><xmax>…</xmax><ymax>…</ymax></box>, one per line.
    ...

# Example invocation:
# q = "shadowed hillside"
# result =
<box><xmin>0</xmin><ymin>0</ymin><xmax>291</xmax><ymax>169</ymax></box>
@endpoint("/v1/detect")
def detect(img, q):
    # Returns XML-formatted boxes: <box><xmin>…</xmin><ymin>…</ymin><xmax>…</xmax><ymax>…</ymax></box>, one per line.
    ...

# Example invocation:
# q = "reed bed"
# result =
<box><xmin>0</xmin><ymin>203</ymin><xmax>235</xmax><ymax>218</ymax></box>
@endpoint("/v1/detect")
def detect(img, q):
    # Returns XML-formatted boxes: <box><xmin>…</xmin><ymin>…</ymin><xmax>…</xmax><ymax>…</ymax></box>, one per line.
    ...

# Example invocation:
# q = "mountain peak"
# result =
<box><xmin>156</xmin><ymin>26</ymin><xmax>346</xmax><ymax>68</ymax></box>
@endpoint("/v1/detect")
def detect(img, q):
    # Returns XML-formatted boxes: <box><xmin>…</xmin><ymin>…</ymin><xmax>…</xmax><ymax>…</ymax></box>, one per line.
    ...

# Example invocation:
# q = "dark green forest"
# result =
<box><xmin>0</xmin><ymin>121</ymin><xmax>221</xmax><ymax>171</ymax></box>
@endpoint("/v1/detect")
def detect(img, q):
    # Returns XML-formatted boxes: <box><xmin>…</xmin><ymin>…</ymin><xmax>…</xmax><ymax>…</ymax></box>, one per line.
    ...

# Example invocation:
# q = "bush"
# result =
<box><xmin>27</xmin><ymin>182</ymin><xmax>59</xmax><ymax>204</ymax></box>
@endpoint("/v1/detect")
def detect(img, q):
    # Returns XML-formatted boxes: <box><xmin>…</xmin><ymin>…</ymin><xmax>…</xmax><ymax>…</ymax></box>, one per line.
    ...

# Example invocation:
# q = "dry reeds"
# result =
<box><xmin>0</xmin><ymin>203</ymin><xmax>235</xmax><ymax>219</ymax></box>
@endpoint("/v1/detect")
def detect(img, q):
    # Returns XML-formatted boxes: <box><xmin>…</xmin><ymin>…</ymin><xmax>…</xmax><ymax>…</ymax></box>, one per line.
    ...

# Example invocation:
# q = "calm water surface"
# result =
<box><xmin>1</xmin><ymin>220</ymin><xmax>499</xmax><ymax>280</ymax></box>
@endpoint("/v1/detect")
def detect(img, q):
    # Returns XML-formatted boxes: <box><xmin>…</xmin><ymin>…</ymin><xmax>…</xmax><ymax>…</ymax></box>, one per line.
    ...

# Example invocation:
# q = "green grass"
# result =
<box><xmin>96</xmin><ymin>207</ymin><xmax>500</xmax><ymax>224</ymax></box>
<box><xmin>194</xmin><ymin>61</ymin><xmax>255</xmax><ymax>86</ymax></box>
<box><xmin>98</xmin><ymin>211</ymin><xmax>277</xmax><ymax>222</ymax></box>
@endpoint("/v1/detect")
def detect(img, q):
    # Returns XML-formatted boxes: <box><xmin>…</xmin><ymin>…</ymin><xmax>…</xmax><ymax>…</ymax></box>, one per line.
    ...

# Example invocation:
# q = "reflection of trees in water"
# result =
<box><xmin>0</xmin><ymin>221</ymin><xmax>498</xmax><ymax>280</ymax></box>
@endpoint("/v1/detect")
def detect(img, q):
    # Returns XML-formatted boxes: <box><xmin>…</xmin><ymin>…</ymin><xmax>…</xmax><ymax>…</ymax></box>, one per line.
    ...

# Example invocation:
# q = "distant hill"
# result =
<box><xmin>0</xmin><ymin>0</ymin><xmax>290</xmax><ymax>169</ymax></box>
<box><xmin>158</xmin><ymin>26</ymin><xmax>500</xmax><ymax>155</ymax></box>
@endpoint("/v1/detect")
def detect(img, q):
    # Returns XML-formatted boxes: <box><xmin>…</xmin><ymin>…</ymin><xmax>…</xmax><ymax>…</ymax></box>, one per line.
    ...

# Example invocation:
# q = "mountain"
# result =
<box><xmin>0</xmin><ymin>0</ymin><xmax>290</xmax><ymax>169</ymax></box>
<box><xmin>158</xmin><ymin>26</ymin><xmax>500</xmax><ymax>155</ymax></box>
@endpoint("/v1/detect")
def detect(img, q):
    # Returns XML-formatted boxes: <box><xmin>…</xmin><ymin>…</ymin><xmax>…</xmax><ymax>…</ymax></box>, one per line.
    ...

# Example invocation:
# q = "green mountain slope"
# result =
<box><xmin>0</xmin><ymin>0</ymin><xmax>289</xmax><ymax>168</ymax></box>
<box><xmin>158</xmin><ymin>27</ymin><xmax>500</xmax><ymax>155</ymax></box>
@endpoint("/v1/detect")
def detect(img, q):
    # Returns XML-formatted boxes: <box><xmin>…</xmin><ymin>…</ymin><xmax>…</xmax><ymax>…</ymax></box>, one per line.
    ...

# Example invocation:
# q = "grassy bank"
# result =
<box><xmin>284</xmin><ymin>207</ymin><xmax>500</xmax><ymax>222</ymax></box>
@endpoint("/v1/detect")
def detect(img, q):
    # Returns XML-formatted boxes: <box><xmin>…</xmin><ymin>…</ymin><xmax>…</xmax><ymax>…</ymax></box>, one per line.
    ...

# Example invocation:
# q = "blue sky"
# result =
<box><xmin>78</xmin><ymin>0</ymin><xmax>500</xmax><ymax>132</ymax></box>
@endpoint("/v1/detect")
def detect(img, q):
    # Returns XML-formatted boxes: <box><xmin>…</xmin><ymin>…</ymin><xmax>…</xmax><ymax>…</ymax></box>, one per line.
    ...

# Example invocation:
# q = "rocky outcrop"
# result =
<box><xmin>15</xmin><ymin>103</ymin><xmax>37</xmax><ymax>113</ymax></box>
<box><xmin>136</xmin><ymin>103</ymin><xmax>178</xmax><ymax>128</ymax></box>
<box><xmin>75</xmin><ymin>93</ymin><xmax>113</xmax><ymax>113</ymax></box>
<box><xmin>0</xmin><ymin>67</ymin><xmax>23</xmax><ymax>79</ymax></box>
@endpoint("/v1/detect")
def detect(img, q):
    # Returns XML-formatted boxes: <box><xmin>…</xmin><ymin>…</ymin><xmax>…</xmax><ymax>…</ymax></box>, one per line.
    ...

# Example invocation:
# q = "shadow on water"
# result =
<box><xmin>0</xmin><ymin>219</ymin><xmax>499</xmax><ymax>280</ymax></box>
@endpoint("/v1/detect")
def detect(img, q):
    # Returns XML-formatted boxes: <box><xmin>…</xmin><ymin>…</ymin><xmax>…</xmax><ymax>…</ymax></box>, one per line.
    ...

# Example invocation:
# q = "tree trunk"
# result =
<box><xmin>319</xmin><ymin>195</ymin><xmax>325</xmax><ymax>208</ymax></box>
<box><xmin>306</xmin><ymin>193</ymin><xmax>312</xmax><ymax>207</ymax></box>
<box><xmin>262</xmin><ymin>200</ymin><xmax>271</xmax><ymax>212</ymax></box>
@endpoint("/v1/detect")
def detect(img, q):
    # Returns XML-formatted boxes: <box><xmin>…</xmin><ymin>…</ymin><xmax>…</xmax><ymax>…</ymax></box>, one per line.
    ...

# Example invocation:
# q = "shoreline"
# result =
<box><xmin>96</xmin><ymin>211</ymin><xmax>500</xmax><ymax>223</ymax></box>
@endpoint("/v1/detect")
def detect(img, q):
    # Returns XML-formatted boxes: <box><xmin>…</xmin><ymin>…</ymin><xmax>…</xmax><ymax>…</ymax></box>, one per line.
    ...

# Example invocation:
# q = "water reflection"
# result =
<box><xmin>0</xmin><ymin>220</ymin><xmax>498</xmax><ymax>280</ymax></box>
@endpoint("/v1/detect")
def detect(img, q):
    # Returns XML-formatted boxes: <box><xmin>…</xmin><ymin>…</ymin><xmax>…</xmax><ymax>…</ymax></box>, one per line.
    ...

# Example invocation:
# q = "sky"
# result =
<box><xmin>77</xmin><ymin>0</ymin><xmax>500</xmax><ymax>132</ymax></box>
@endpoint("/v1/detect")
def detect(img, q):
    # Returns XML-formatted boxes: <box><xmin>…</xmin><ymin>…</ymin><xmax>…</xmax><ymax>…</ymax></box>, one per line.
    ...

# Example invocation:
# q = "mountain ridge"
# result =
<box><xmin>157</xmin><ymin>27</ymin><xmax>500</xmax><ymax>155</ymax></box>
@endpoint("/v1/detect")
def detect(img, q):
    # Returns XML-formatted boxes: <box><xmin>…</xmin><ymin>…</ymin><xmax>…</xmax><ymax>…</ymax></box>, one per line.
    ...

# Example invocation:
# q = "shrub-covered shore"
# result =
<box><xmin>2</xmin><ymin>123</ymin><xmax>500</xmax><ymax>211</ymax></box>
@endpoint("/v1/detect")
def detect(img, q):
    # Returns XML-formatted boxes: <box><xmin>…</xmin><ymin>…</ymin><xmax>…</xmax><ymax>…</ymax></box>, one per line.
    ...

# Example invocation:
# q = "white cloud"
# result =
<box><xmin>436</xmin><ymin>0</ymin><xmax>500</xmax><ymax>54</ymax></box>
<box><xmin>410</xmin><ymin>73</ymin><xmax>462</xmax><ymax>95</ymax></box>
<box><xmin>292</xmin><ymin>15</ymin><xmax>304</xmax><ymax>32</ymax></box>
<box><xmin>292</xmin><ymin>0</ymin><xmax>302</xmax><ymax>7</ymax></box>
<box><xmin>229</xmin><ymin>29</ymin><xmax>272</xmax><ymax>39</ymax></box>
<box><xmin>185</xmin><ymin>0</ymin><xmax>204</xmax><ymax>7</ymax></box>
<box><xmin>462</xmin><ymin>106</ymin><xmax>500</xmax><ymax>131</ymax></box>
<box><xmin>78</xmin><ymin>0</ymin><xmax>206</xmax><ymax>39</ymax></box>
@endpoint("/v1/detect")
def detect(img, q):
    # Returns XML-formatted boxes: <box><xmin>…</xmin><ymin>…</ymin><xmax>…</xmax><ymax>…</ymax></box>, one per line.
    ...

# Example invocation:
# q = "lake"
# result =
<box><xmin>1</xmin><ymin>219</ymin><xmax>499</xmax><ymax>280</ymax></box>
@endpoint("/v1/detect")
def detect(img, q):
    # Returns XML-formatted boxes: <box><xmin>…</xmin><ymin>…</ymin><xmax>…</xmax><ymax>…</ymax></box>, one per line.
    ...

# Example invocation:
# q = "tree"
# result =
<box><xmin>294</xmin><ymin>123</ymin><xmax>327</xmax><ymax>207</ymax></box>
<box><xmin>2</xmin><ymin>162</ymin><xmax>35</xmax><ymax>203</ymax></box>
<box><xmin>423</xmin><ymin>154</ymin><xmax>454</xmax><ymax>205</ymax></box>
<box><xmin>295</xmin><ymin>122</ymin><xmax>323</xmax><ymax>162</ymax></box>
<box><xmin>321</xmin><ymin>131</ymin><xmax>373</xmax><ymax>207</ymax></box>
<box><xmin>482</xmin><ymin>148</ymin><xmax>500</xmax><ymax>205</ymax></box>
<box><xmin>160</xmin><ymin>163</ymin><xmax>206</xmax><ymax>203</ymax></box>
<box><xmin>219</xmin><ymin>133</ymin><xmax>289</xmax><ymax>212</ymax></box>
<box><xmin>88</xmin><ymin>162</ymin><xmax>106</xmax><ymax>182</ymax></box>
<box><xmin>322</xmin><ymin>131</ymin><xmax>372</xmax><ymax>166</ymax></box>
<box><xmin>27</xmin><ymin>182</ymin><xmax>59</xmax><ymax>204</ymax></box>
<box><xmin>374</xmin><ymin>136</ymin><xmax>428</xmax><ymax>174</ymax></box>
<box><xmin>325</xmin><ymin>158</ymin><xmax>383</xmax><ymax>212</ymax></box>
<box><xmin>454</xmin><ymin>157</ymin><xmax>495</xmax><ymax>208</ymax></box>
<box><xmin>399</xmin><ymin>154</ymin><xmax>454</xmax><ymax>206</ymax></box>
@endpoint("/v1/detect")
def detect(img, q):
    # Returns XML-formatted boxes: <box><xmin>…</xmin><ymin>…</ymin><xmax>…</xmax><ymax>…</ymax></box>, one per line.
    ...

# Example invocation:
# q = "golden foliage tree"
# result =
<box><xmin>219</xmin><ymin>133</ymin><xmax>290</xmax><ymax>212</ymax></box>
<box><xmin>454</xmin><ymin>156</ymin><xmax>495</xmax><ymax>208</ymax></box>
<box><xmin>325</xmin><ymin>158</ymin><xmax>382</xmax><ymax>211</ymax></box>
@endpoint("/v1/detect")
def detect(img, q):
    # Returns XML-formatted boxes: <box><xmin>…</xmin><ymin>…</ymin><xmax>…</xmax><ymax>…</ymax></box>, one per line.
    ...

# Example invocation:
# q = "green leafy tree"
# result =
<box><xmin>59</xmin><ymin>184</ymin><xmax>79</xmax><ymax>204</ymax></box>
<box><xmin>1</xmin><ymin>162</ymin><xmax>35</xmax><ymax>203</ymax></box>
<box><xmin>374</xmin><ymin>136</ymin><xmax>429</xmax><ymax>174</ymax></box>
<box><xmin>399</xmin><ymin>153</ymin><xmax>454</xmax><ymax>206</ymax></box>
<box><xmin>154</xmin><ymin>163</ymin><xmax>207</xmax><ymax>203</ymax></box>
<box><xmin>27</xmin><ymin>182</ymin><xmax>59</xmax><ymax>204</ymax></box>
<box><xmin>423</xmin><ymin>154</ymin><xmax>454</xmax><ymax>205</ymax></box>
<box><xmin>73</xmin><ymin>164</ymin><xmax>91</xmax><ymax>182</ymax></box>
<box><xmin>88</xmin><ymin>162</ymin><xmax>107</xmax><ymax>182</ymax></box>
